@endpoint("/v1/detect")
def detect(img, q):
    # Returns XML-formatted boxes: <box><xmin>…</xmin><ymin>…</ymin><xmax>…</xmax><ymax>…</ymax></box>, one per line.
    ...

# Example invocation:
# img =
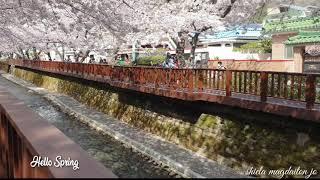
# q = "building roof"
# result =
<box><xmin>264</xmin><ymin>4</ymin><xmax>318</xmax><ymax>23</ymax></box>
<box><xmin>264</xmin><ymin>16</ymin><xmax>320</xmax><ymax>34</ymax></box>
<box><xmin>265</xmin><ymin>10</ymin><xmax>306</xmax><ymax>23</ymax></box>
<box><xmin>285</xmin><ymin>31</ymin><xmax>320</xmax><ymax>45</ymax></box>
<box><xmin>199</xmin><ymin>24</ymin><xmax>262</xmax><ymax>44</ymax></box>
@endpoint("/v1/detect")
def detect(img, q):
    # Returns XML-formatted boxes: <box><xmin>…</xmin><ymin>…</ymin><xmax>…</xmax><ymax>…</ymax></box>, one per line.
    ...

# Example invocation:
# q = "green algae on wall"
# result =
<box><xmin>12</xmin><ymin>67</ymin><xmax>320</xmax><ymax>178</ymax></box>
<box><xmin>0</xmin><ymin>62</ymin><xmax>10</xmax><ymax>73</ymax></box>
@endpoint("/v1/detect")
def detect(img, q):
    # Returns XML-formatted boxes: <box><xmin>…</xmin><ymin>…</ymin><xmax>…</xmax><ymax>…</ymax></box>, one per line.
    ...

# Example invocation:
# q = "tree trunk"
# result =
<box><xmin>62</xmin><ymin>45</ymin><xmax>65</xmax><ymax>61</ymax></box>
<box><xmin>47</xmin><ymin>52</ymin><xmax>52</xmax><ymax>61</ymax></box>
<box><xmin>32</xmin><ymin>47</ymin><xmax>39</xmax><ymax>60</ymax></box>
<box><xmin>80</xmin><ymin>50</ymin><xmax>90</xmax><ymax>63</ymax></box>
<box><xmin>175</xmin><ymin>33</ymin><xmax>186</xmax><ymax>67</ymax></box>
<box><xmin>26</xmin><ymin>49</ymin><xmax>30</xmax><ymax>60</ymax></box>
<box><xmin>75</xmin><ymin>52</ymin><xmax>80</xmax><ymax>62</ymax></box>
<box><xmin>19</xmin><ymin>47</ymin><xmax>25</xmax><ymax>59</ymax></box>
<box><xmin>9</xmin><ymin>53</ymin><xmax>13</xmax><ymax>59</ymax></box>
<box><xmin>190</xmin><ymin>33</ymin><xmax>200</xmax><ymax>65</ymax></box>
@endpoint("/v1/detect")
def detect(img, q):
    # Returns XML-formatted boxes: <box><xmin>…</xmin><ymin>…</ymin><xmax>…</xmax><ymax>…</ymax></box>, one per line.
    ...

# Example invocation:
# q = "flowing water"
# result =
<box><xmin>0</xmin><ymin>76</ymin><xmax>173</xmax><ymax>178</ymax></box>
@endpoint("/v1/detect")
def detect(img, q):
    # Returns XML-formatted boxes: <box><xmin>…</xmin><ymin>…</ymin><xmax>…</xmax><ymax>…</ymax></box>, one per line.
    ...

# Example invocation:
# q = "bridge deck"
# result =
<box><xmin>9</xmin><ymin>60</ymin><xmax>320</xmax><ymax>123</ymax></box>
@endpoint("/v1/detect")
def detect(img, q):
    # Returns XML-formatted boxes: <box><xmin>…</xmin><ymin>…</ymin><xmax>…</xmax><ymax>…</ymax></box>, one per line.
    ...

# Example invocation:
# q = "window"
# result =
<box><xmin>285</xmin><ymin>46</ymin><xmax>293</xmax><ymax>59</ymax></box>
<box><xmin>233</xmin><ymin>43</ymin><xmax>246</xmax><ymax>48</ymax></box>
<box><xmin>155</xmin><ymin>44</ymin><xmax>163</xmax><ymax>48</ymax></box>
<box><xmin>210</xmin><ymin>0</ymin><xmax>217</xmax><ymax>4</ymax></box>
<box><xmin>208</xmin><ymin>44</ymin><xmax>221</xmax><ymax>47</ymax></box>
<box><xmin>141</xmin><ymin>44</ymin><xmax>152</xmax><ymax>48</ymax></box>
<box><xmin>280</xmin><ymin>6</ymin><xmax>289</xmax><ymax>13</ymax></box>
<box><xmin>201</xmin><ymin>53</ymin><xmax>209</xmax><ymax>60</ymax></box>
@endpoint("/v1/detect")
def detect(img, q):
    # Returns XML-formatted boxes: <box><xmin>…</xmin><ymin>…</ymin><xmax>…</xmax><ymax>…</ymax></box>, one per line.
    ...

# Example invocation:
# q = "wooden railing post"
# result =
<box><xmin>306</xmin><ymin>74</ymin><xmax>316</xmax><ymax>109</ymax></box>
<box><xmin>154</xmin><ymin>68</ymin><xmax>159</xmax><ymax>88</ymax></box>
<box><xmin>197</xmin><ymin>70</ymin><xmax>203</xmax><ymax>91</ymax></box>
<box><xmin>260</xmin><ymin>72</ymin><xmax>268</xmax><ymax>102</ymax></box>
<box><xmin>188</xmin><ymin>70</ymin><xmax>194</xmax><ymax>93</ymax></box>
<box><xmin>225</xmin><ymin>70</ymin><xmax>232</xmax><ymax>96</ymax></box>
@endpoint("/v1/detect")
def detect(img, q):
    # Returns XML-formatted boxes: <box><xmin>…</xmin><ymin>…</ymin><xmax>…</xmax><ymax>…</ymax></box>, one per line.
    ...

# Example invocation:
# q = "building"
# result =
<box><xmin>284</xmin><ymin>31</ymin><xmax>320</xmax><ymax>73</ymax></box>
<box><xmin>264</xmin><ymin>6</ymin><xmax>320</xmax><ymax>72</ymax></box>
<box><xmin>265</xmin><ymin>4</ymin><xmax>319</xmax><ymax>22</ymax></box>
<box><xmin>117</xmin><ymin>36</ymin><xmax>175</xmax><ymax>62</ymax></box>
<box><xmin>263</xmin><ymin>3</ymin><xmax>320</xmax><ymax>60</ymax></box>
<box><xmin>197</xmin><ymin>24</ymin><xmax>271</xmax><ymax>60</ymax></box>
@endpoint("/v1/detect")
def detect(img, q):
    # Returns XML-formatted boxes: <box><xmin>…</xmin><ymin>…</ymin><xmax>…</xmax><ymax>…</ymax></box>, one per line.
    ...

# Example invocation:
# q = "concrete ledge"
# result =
<box><xmin>1</xmin><ymin>73</ymin><xmax>248</xmax><ymax>178</ymax></box>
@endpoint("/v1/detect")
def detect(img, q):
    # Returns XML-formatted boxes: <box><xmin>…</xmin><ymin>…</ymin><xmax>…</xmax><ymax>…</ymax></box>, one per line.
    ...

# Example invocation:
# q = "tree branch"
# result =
<box><xmin>191</xmin><ymin>21</ymin><xmax>197</xmax><ymax>31</ymax></box>
<box><xmin>220</xmin><ymin>0</ymin><xmax>238</xmax><ymax>18</ymax></box>
<box><xmin>0</xmin><ymin>7</ymin><xmax>14</xmax><ymax>10</ymax></box>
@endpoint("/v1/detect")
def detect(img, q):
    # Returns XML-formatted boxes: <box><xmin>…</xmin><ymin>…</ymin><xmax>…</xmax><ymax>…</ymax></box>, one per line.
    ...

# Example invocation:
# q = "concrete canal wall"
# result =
<box><xmin>4</xmin><ymin>64</ymin><xmax>320</xmax><ymax>178</ymax></box>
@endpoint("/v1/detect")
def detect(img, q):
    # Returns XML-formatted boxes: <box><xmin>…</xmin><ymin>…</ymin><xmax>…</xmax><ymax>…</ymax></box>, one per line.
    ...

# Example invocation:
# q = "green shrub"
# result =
<box><xmin>233</xmin><ymin>39</ymin><xmax>272</xmax><ymax>53</ymax></box>
<box><xmin>137</xmin><ymin>55</ymin><xmax>166</xmax><ymax>66</ymax></box>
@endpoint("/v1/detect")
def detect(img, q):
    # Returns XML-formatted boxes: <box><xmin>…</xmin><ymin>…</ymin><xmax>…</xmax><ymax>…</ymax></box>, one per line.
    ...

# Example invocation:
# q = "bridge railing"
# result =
<box><xmin>0</xmin><ymin>89</ymin><xmax>116</xmax><ymax>178</ymax></box>
<box><xmin>10</xmin><ymin>60</ymin><xmax>320</xmax><ymax>109</ymax></box>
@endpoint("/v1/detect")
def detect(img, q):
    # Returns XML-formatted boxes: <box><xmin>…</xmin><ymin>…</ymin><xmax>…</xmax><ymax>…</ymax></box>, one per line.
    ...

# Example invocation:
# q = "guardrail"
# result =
<box><xmin>9</xmin><ymin>60</ymin><xmax>320</xmax><ymax>110</ymax></box>
<box><xmin>0</xmin><ymin>88</ymin><xmax>117</xmax><ymax>178</ymax></box>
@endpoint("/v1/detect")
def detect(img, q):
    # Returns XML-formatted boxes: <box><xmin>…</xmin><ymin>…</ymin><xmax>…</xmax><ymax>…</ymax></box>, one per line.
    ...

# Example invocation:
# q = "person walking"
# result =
<box><xmin>89</xmin><ymin>55</ymin><xmax>95</xmax><ymax>63</ymax></box>
<box><xmin>217</xmin><ymin>61</ymin><xmax>226</xmax><ymax>70</ymax></box>
<box><xmin>168</xmin><ymin>56</ymin><xmax>176</xmax><ymax>69</ymax></box>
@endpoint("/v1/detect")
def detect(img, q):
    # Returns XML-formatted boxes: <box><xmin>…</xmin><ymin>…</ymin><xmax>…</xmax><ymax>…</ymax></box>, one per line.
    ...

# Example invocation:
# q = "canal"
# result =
<box><xmin>2</xmin><ymin>68</ymin><xmax>320</xmax><ymax>178</ymax></box>
<box><xmin>0</xmin><ymin>76</ymin><xmax>173</xmax><ymax>178</ymax></box>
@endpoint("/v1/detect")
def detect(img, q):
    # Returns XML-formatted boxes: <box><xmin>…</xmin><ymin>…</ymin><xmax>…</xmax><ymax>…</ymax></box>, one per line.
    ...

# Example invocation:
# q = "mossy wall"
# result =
<box><xmin>13</xmin><ymin>67</ymin><xmax>320</xmax><ymax>178</ymax></box>
<box><xmin>0</xmin><ymin>62</ymin><xmax>10</xmax><ymax>73</ymax></box>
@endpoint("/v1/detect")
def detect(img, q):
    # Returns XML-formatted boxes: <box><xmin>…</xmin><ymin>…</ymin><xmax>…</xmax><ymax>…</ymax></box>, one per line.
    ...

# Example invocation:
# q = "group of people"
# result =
<box><xmin>62</xmin><ymin>53</ymin><xmax>227</xmax><ymax>70</ymax></box>
<box><xmin>114</xmin><ymin>54</ymin><xmax>131</xmax><ymax>66</ymax></box>
<box><xmin>161</xmin><ymin>53</ymin><xmax>179</xmax><ymax>68</ymax></box>
<box><xmin>99</xmin><ymin>58</ymin><xmax>108</xmax><ymax>64</ymax></box>
<box><xmin>89</xmin><ymin>55</ymin><xmax>108</xmax><ymax>64</ymax></box>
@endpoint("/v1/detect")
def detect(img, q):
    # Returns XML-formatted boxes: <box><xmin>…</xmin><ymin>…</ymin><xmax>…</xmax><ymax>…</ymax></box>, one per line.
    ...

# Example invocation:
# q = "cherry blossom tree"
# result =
<box><xmin>0</xmin><ymin>0</ymin><xmax>269</xmax><ymax>62</ymax></box>
<box><xmin>0</xmin><ymin>0</ymin><xmax>130</xmax><ymax>60</ymax></box>
<box><xmin>121</xmin><ymin>0</ymin><xmax>269</xmax><ymax>62</ymax></box>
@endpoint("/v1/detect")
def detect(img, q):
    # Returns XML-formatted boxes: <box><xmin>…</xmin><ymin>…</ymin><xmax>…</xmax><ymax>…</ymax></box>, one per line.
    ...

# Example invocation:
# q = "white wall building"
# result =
<box><xmin>196</xmin><ymin>24</ymin><xmax>271</xmax><ymax>61</ymax></box>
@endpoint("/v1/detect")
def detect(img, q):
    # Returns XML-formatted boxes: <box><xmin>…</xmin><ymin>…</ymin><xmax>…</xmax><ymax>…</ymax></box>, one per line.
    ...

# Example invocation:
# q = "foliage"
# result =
<box><xmin>137</xmin><ymin>55</ymin><xmax>166</xmax><ymax>66</ymax></box>
<box><xmin>233</xmin><ymin>39</ymin><xmax>272</xmax><ymax>53</ymax></box>
<box><xmin>137</xmin><ymin>47</ymin><xmax>167</xmax><ymax>65</ymax></box>
<box><xmin>143</xmin><ymin>48</ymin><xmax>167</xmax><ymax>57</ymax></box>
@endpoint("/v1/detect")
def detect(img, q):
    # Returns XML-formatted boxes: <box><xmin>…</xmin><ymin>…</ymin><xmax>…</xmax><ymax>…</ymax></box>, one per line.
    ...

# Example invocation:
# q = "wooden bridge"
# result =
<box><xmin>8</xmin><ymin>60</ymin><xmax>320</xmax><ymax>123</ymax></box>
